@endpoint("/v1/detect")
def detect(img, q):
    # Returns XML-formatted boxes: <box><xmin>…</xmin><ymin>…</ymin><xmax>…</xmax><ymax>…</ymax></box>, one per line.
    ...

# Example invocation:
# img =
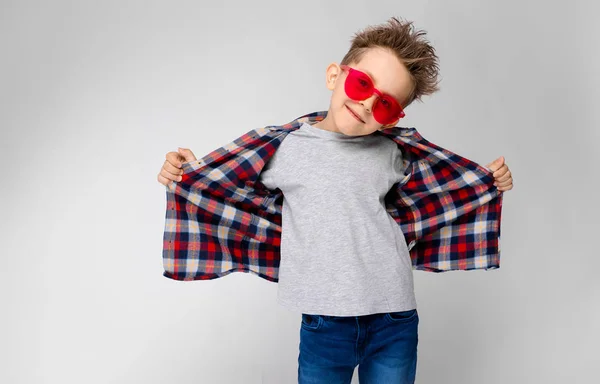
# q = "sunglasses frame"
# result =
<box><xmin>339</xmin><ymin>64</ymin><xmax>406</xmax><ymax>125</ymax></box>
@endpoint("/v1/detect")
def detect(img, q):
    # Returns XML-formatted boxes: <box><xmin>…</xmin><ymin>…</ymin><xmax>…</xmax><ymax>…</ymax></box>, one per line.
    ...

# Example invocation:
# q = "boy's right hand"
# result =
<box><xmin>157</xmin><ymin>147</ymin><xmax>197</xmax><ymax>186</ymax></box>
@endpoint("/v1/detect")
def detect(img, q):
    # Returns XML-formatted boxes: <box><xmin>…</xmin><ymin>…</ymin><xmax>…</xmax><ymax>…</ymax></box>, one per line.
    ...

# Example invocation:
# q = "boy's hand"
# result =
<box><xmin>485</xmin><ymin>156</ymin><xmax>513</xmax><ymax>193</ymax></box>
<box><xmin>157</xmin><ymin>147</ymin><xmax>197</xmax><ymax>186</ymax></box>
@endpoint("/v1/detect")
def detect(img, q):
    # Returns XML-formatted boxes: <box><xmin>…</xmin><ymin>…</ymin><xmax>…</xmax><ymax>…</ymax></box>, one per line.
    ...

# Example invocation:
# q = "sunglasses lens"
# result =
<box><xmin>345</xmin><ymin>70</ymin><xmax>373</xmax><ymax>100</ymax></box>
<box><xmin>373</xmin><ymin>96</ymin><xmax>403</xmax><ymax>125</ymax></box>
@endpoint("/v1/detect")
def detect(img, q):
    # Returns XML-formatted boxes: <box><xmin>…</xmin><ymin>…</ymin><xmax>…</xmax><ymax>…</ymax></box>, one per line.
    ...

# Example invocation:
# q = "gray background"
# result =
<box><xmin>1</xmin><ymin>0</ymin><xmax>598</xmax><ymax>383</ymax></box>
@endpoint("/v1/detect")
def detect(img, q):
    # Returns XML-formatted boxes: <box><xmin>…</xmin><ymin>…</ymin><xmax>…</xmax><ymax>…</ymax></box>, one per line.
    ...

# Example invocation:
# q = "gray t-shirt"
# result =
<box><xmin>258</xmin><ymin>122</ymin><xmax>417</xmax><ymax>316</ymax></box>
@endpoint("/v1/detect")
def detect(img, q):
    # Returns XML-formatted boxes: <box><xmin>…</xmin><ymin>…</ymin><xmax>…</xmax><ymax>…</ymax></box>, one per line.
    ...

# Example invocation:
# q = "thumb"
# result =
<box><xmin>177</xmin><ymin>147</ymin><xmax>197</xmax><ymax>162</ymax></box>
<box><xmin>485</xmin><ymin>156</ymin><xmax>504</xmax><ymax>171</ymax></box>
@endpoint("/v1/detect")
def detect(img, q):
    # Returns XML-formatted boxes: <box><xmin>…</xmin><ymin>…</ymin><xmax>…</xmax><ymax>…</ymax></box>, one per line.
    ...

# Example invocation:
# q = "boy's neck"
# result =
<box><xmin>311</xmin><ymin>118</ymin><xmax>338</xmax><ymax>133</ymax></box>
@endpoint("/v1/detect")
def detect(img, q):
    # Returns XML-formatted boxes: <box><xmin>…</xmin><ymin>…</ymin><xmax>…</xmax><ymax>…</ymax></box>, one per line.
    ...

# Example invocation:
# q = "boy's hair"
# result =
<box><xmin>340</xmin><ymin>16</ymin><xmax>441</xmax><ymax>108</ymax></box>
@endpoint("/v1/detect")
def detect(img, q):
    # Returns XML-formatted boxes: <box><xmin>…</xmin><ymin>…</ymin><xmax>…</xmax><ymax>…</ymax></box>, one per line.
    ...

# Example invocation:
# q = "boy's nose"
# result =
<box><xmin>360</xmin><ymin>94</ymin><xmax>378</xmax><ymax>113</ymax></box>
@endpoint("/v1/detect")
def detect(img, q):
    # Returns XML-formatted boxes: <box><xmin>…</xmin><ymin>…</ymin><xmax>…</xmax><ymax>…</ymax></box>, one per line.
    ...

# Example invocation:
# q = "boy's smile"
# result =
<box><xmin>345</xmin><ymin>104</ymin><xmax>366</xmax><ymax>123</ymax></box>
<box><xmin>312</xmin><ymin>46</ymin><xmax>414</xmax><ymax>137</ymax></box>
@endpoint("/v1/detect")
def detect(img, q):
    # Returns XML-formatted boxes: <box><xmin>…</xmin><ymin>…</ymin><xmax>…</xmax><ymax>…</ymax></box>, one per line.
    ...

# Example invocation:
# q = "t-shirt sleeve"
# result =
<box><xmin>258</xmin><ymin>154</ymin><xmax>280</xmax><ymax>190</ymax></box>
<box><xmin>391</xmin><ymin>146</ymin><xmax>407</xmax><ymax>183</ymax></box>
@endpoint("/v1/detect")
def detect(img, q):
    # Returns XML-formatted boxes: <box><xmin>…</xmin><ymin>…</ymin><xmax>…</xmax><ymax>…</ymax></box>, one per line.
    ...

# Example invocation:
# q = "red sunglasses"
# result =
<box><xmin>340</xmin><ymin>64</ymin><xmax>406</xmax><ymax>125</ymax></box>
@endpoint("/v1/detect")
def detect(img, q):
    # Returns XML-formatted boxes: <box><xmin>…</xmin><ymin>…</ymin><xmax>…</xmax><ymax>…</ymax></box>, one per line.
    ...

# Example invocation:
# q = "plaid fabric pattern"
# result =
<box><xmin>162</xmin><ymin>110</ymin><xmax>503</xmax><ymax>281</ymax></box>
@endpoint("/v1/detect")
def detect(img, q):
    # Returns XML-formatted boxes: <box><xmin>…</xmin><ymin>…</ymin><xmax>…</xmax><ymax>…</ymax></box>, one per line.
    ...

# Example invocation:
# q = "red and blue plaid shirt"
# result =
<box><xmin>162</xmin><ymin>110</ymin><xmax>504</xmax><ymax>282</ymax></box>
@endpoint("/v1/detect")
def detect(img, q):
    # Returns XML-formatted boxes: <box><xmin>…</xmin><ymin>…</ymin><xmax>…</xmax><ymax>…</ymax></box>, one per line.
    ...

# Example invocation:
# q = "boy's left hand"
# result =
<box><xmin>485</xmin><ymin>156</ymin><xmax>513</xmax><ymax>192</ymax></box>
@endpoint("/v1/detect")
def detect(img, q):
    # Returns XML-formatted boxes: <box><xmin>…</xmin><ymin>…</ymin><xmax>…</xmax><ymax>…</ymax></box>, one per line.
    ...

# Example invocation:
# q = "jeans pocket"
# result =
<box><xmin>301</xmin><ymin>313</ymin><xmax>324</xmax><ymax>331</ymax></box>
<box><xmin>384</xmin><ymin>308</ymin><xmax>418</xmax><ymax>324</ymax></box>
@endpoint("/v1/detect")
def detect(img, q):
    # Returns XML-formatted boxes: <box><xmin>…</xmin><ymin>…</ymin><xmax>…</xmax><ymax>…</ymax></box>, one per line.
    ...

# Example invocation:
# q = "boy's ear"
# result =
<box><xmin>325</xmin><ymin>63</ymin><xmax>342</xmax><ymax>91</ymax></box>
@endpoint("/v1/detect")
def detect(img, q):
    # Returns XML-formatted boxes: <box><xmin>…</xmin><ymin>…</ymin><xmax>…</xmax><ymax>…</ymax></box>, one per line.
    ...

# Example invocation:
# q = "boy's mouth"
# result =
<box><xmin>345</xmin><ymin>105</ymin><xmax>365</xmax><ymax>123</ymax></box>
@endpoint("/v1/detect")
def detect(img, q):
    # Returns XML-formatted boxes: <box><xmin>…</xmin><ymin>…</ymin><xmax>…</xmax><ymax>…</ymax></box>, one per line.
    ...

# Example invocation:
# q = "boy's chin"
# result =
<box><xmin>338</xmin><ymin>124</ymin><xmax>375</xmax><ymax>137</ymax></box>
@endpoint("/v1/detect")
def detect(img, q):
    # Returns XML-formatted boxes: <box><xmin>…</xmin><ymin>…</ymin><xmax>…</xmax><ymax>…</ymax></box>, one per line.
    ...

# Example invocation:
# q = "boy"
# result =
<box><xmin>157</xmin><ymin>17</ymin><xmax>512</xmax><ymax>384</ymax></box>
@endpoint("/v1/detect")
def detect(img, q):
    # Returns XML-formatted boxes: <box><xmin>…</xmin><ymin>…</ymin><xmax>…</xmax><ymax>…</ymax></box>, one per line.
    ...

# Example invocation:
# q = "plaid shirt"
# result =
<box><xmin>162</xmin><ymin>110</ymin><xmax>503</xmax><ymax>282</ymax></box>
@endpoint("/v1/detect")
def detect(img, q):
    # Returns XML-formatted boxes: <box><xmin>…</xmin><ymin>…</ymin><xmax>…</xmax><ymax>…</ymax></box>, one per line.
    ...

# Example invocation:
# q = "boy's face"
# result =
<box><xmin>320</xmin><ymin>47</ymin><xmax>413</xmax><ymax>137</ymax></box>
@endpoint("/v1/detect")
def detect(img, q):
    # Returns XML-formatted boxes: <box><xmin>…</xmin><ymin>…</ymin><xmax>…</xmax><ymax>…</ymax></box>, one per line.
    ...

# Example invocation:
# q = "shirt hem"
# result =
<box><xmin>277</xmin><ymin>295</ymin><xmax>417</xmax><ymax>317</ymax></box>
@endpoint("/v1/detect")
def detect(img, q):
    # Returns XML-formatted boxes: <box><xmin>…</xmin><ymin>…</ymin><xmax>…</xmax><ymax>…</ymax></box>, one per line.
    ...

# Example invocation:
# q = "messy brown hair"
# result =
<box><xmin>340</xmin><ymin>17</ymin><xmax>441</xmax><ymax>108</ymax></box>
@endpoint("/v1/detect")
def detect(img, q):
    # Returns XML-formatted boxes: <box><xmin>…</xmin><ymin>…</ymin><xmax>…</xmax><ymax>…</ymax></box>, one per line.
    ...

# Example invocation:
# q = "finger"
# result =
<box><xmin>178</xmin><ymin>147</ymin><xmax>197</xmax><ymax>161</ymax></box>
<box><xmin>160</xmin><ymin>165</ymin><xmax>184</xmax><ymax>182</ymax></box>
<box><xmin>166</xmin><ymin>151</ymin><xmax>185</xmax><ymax>167</ymax></box>
<box><xmin>157</xmin><ymin>173</ymin><xmax>173</xmax><ymax>187</ymax></box>
<box><xmin>494</xmin><ymin>179</ymin><xmax>513</xmax><ymax>191</ymax></box>
<box><xmin>160</xmin><ymin>160</ymin><xmax>183</xmax><ymax>181</ymax></box>
<box><xmin>163</xmin><ymin>159</ymin><xmax>184</xmax><ymax>176</ymax></box>
<box><xmin>495</xmin><ymin>176</ymin><xmax>511</xmax><ymax>184</ymax></box>
<box><xmin>495</xmin><ymin>171</ymin><xmax>512</xmax><ymax>183</ymax></box>
<box><xmin>493</xmin><ymin>165</ymin><xmax>508</xmax><ymax>178</ymax></box>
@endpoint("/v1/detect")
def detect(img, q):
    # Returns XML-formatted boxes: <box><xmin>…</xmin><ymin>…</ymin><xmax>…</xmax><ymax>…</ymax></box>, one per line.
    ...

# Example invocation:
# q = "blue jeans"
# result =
<box><xmin>298</xmin><ymin>309</ymin><xmax>419</xmax><ymax>384</ymax></box>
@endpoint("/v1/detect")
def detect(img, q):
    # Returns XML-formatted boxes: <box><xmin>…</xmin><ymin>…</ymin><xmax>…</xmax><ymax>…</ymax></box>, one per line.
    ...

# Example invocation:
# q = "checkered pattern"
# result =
<box><xmin>162</xmin><ymin>110</ymin><xmax>503</xmax><ymax>281</ymax></box>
